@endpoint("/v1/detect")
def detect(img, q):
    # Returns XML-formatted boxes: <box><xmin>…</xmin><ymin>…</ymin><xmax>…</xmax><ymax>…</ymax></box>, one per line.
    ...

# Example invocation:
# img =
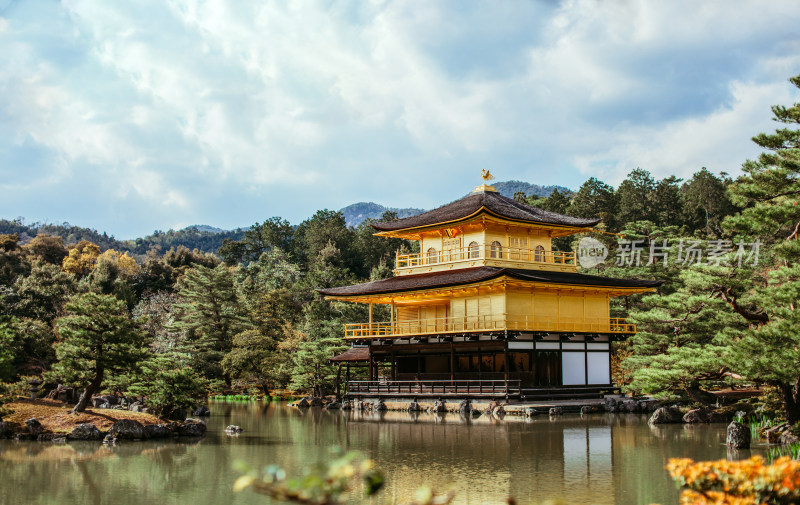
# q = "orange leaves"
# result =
<box><xmin>666</xmin><ymin>456</ymin><xmax>800</xmax><ymax>505</ymax></box>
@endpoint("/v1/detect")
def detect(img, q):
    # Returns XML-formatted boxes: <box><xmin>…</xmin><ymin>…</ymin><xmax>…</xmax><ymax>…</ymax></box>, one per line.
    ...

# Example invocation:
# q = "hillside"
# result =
<box><xmin>0</xmin><ymin>180</ymin><xmax>572</xmax><ymax>251</ymax></box>
<box><xmin>492</xmin><ymin>180</ymin><xmax>572</xmax><ymax>198</ymax></box>
<box><xmin>339</xmin><ymin>180</ymin><xmax>571</xmax><ymax>227</ymax></box>
<box><xmin>340</xmin><ymin>202</ymin><xmax>425</xmax><ymax>228</ymax></box>
<box><xmin>0</xmin><ymin>219</ymin><xmax>244</xmax><ymax>255</ymax></box>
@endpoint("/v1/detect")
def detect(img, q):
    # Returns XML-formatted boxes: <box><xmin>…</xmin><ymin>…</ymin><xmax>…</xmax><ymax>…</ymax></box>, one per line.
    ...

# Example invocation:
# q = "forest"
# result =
<box><xmin>0</xmin><ymin>74</ymin><xmax>799</xmax><ymax>423</ymax></box>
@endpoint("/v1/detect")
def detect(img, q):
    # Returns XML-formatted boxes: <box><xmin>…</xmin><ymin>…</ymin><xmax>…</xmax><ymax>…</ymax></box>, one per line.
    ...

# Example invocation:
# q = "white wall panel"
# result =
<box><xmin>562</xmin><ymin>352</ymin><xmax>586</xmax><ymax>385</ymax></box>
<box><xmin>587</xmin><ymin>352</ymin><xmax>610</xmax><ymax>385</ymax></box>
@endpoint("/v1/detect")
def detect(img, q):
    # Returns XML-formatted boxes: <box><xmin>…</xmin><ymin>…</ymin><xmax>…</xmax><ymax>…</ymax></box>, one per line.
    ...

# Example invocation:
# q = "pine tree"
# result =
<box><xmin>568</xmin><ymin>178</ymin><xmax>618</xmax><ymax>229</ymax></box>
<box><xmin>617</xmin><ymin>168</ymin><xmax>656</xmax><ymax>224</ymax></box>
<box><xmin>289</xmin><ymin>242</ymin><xmax>358</xmax><ymax>397</ymax></box>
<box><xmin>51</xmin><ymin>292</ymin><xmax>146</xmax><ymax>412</ymax></box>
<box><xmin>723</xmin><ymin>73</ymin><xmax>800</xmax><ymax>423</ymax></box>
<box><xmin>681</xmin><ymin>168</ymin><xmax>735</xmax><ymax>235</ymax></box>
<box><xmin>171</xmin><ymin>263</ymin><xmax>249</xmax><ymax>383</ymax></box>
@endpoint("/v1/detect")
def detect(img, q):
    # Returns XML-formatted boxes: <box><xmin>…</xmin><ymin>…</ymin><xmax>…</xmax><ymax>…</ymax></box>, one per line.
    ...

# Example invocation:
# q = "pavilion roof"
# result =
<box><xmin>317</xmin><ymin>266</ymin><xmax>662</xmax><ymax>298</ymax></box>
<box><xmin>328</xmin><ymin>347</ymin><xmax>370</xmax><ymax>362</ymax></box>
<box><xmin>371</xmin><ymin>190</ymin><xmax>601</xmax><ymax>232</ymax></box>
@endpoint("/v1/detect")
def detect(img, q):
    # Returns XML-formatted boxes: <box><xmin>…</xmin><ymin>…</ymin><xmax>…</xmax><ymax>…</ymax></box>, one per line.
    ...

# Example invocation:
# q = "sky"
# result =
<box><xmin>1</xmin><ymin>0</ymin><xmax>799</xmax><ymax>239</ymax></box>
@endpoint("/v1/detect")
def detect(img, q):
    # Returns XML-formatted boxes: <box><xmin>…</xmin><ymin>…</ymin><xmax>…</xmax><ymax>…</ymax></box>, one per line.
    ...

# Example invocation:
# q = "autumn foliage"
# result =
<box><xmin>666</xmin><ymin>456</ymin><xmax>800</xmax><ymax>505</ymax></box>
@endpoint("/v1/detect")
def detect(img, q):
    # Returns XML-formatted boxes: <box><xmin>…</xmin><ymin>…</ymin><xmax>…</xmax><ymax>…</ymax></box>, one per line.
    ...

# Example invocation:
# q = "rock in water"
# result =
<box><xmin>492</xmin><ymin>405</ymin><xmax>506</xmax><ymax>417</ymax></box>
<box><xmin>580</xmin><ymin>406</ymin><xmax>594</xmax><ymax>415</ymax></box>
<box><xmin>225</xmin><ymin>425</ymin><xmax>243</xmax><ymax>433</ymax></box>
<box><xmin>192</xmin><ymin>405</ymin><xmax>210</xmax><ymax>417</ymax></box>
<box><xmin>373</xmin><ymin>400</ymin><xmax>387</xmax><ymax>411</ymax></box>
<box><xmin>68</xmin><ymin>423</ymin><xmax>102</xmax><ymax>441</ymax></box>
<box><xmin>144</xmin><ymin>424</ymin><xmax>169</xmax><ymax>439</ymax></box>
<box><xmin>429</xmin><ymin>400</ymin><xmax>446</xmax><ymax>413</ymax></box>
<box><xmin>524</xmin><ymin>407</ymin><xmax>539</xmax><ymax>417</ymax></box>
<box><xmin>25</xmin><ymin>418</ymin><xmax>43</xmax><ymax>435</ymax></box>
<box><xmin>296</xmin><ymin>398</ymin><xmax>310</xmax><ymax>408</ymax></box>
<box><xmin>549</xmin><ymin>407</ymin><xmax>563</xmax><ymax>416</ymax></box>
<box><xmin>648</xmin><ymin>407</ymin><xmax>683</xmax><ymax>425</ymax></box>
<box><xmin>683</xmin><ymin>408</ymin><xmax>728</xmax><ymax>424</ymax></box>
<box><xmin>727</xmin><ymin>422</ymin><xmax>751</xmax><ymax>448</ymax></box>
<box><xmin>309</xmin><ymin>397</ymin><xmax>323</xmax><ymax>407</ymax></box>
<box><xmin>109</xmin><ymin>419</ymin><xmax>145</xmax><ymax>440</ymax></box>
<box><xmin>407</xmin><ymin>401</ymin><xmax>422</xmax><ymax>412</ymax></box>
<box><xmin>179</xmin><ymin>418</ymin><xmax>207</xmax><ymax>437</ymax></box>
<box><xmin>0</xmin><ymin>422</ymin><xmax>9</xmax><ymax>438</ymax></box>
<box><xmin>457</xmin><ymin>400</ymin><xmax>471</xmax><ymax>416</ymax></box>
<box><xmin>324</xmin><ymin>401</ymin><xmax>341</xmax><ymax>410</ymax></box>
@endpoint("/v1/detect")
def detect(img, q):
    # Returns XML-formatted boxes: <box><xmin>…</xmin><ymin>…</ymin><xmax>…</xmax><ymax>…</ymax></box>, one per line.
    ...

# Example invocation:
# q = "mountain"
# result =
<box><xmin>0</xmin><ymin>219</ymin><xmax>244</xmax><ymax>255</ymax></box>
<box><xmin>340</xmin><ymin>202</ymin><xmax>425</xmax><ymax>228</ymax></box>
<box><xmin>492</xmin><ymin>180</ymin><xmax>572</xmax><ymax>199</ymax></box>
<box><xmin>339</xmin><ymin>181</ymin><xmax>573</xmax><ymax>228</ymax></box>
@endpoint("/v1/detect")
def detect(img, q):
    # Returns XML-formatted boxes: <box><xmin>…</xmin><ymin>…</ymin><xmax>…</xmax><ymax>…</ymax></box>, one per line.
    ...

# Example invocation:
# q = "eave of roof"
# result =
<box><xmin>317</xmin><ymin>266</ymin><xmax>663</xmax><ymax>298</ymax></box>
<box><xmin>370</xmin><ymin>190</ymin><xmax>601</xmax><ymax>233</ymax></box>
<box><xmin>329</xmin><ymin>347</ymin><xmax>370</xmax><ymax>362</ymax></box>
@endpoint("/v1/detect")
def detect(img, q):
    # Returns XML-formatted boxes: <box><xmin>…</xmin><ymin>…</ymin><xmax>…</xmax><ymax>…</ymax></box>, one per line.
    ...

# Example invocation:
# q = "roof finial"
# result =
<box><xmin>474</xmin><ymin>170</ymin><xmax>498</xmax><ymax>193</ymax></box>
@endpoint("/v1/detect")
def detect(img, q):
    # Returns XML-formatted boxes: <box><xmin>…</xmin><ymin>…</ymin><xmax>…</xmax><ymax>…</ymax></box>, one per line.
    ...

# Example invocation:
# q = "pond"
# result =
<box><xmin>0</xmin><ymin>402</ymin><xmax>757</xmax><ymax>505</ymax></box>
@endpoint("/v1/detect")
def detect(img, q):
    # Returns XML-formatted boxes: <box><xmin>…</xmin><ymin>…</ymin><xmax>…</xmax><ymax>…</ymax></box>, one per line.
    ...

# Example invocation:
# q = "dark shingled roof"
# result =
<box><xmin>371</xmin><ymin>190</ymin><xmax>601</xmax><ymax>232</ymax></box>
<box><xmin>329</xmin><ymin>347</ymin><xmax>370</xmax><ymax>362</ymax></box>
<box><xmin>318</xmin><ymin>266</ymin><xmax>663</xmax><ymax>297</ymax></box>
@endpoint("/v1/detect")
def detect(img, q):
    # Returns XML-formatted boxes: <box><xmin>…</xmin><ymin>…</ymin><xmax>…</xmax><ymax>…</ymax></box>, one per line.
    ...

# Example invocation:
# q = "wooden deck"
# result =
<box><xmin>344</xmin><ymin>380</ymin><xmax>619</xmax><ymax>401</ymax></box>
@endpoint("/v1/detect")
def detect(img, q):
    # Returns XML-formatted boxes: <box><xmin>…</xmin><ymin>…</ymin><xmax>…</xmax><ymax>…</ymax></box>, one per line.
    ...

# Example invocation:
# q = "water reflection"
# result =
<box><xmin>0</xmin><ymin>403</ymin><xmax>744</xmax><ymax>505</ymax></box>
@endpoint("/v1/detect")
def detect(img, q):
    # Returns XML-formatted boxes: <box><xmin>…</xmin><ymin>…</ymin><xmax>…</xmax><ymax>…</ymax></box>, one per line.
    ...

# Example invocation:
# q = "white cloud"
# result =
<box><xmin>1</xmin><ymin>0</ymin><xmax>800</xmax><ymax>236</ymax></box>
<box><xmin>572</xmin><ymin>80</ymin><xmax>799</xmax><ymax>183</ymax></box>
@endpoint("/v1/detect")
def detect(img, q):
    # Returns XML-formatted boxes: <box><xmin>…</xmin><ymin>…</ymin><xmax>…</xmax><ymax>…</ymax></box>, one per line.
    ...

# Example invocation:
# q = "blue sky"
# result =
<box><xmin>1</xmin><ymin>0</ymin><xmax>799</xmax><ymax>239</ymax></box>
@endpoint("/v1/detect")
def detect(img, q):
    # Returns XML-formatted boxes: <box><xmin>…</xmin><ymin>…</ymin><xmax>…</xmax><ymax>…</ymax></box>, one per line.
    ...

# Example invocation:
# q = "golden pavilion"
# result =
<box><xmin>320</xmin><ymin>174</ymin><xmax>661</xmax><ymax>401</ymax></box>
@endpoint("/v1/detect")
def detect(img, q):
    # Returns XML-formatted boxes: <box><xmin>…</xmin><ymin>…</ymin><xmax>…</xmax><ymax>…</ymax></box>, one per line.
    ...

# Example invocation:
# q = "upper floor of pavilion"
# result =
<box><xmin>372</xmin><ymin>174</ymin><xmax>601</xmax><ymax>276</ymax></box>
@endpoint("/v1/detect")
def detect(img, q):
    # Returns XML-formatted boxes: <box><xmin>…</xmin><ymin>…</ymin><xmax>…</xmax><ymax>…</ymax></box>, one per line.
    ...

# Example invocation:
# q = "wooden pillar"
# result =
<box><xmin>449</xmin><ymin>343</ymin><xmax>455</xmax><ymax>385</ymax></box>
<box><xmin>335</xmin><ymin>363</ymin><xmax>342</xmax><ymax>400</ymax></box>
<box><xmin>369</xmin><ymin>354</ymin><xmax>375</xmax><ymax>382</ymax></box>
<box><xmin>369</xmin><ymin>302</ymin><xmax>373</xmax><ymax>335</ymax></box>
<box><xmin>504</xmin><ymin>342</ymin><xmax>510</xmax><ymax>398</ymax></box>
<box><xmin>390</xmin><ymin>300</ymin><xmax>395</xmax><ymax>334</ymax></box>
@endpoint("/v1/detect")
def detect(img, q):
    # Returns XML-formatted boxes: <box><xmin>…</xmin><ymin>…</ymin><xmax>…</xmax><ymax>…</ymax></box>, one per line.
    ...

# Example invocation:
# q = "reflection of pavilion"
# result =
<box><xmin>338</xmin><ymin>411</ymin><xmax>617</xmax><ymax>504</ymax></box>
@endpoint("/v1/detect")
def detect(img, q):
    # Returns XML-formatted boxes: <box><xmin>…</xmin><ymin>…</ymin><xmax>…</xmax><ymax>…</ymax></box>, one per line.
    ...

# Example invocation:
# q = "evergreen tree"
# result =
<box><xmin>568</xmin><ymin>178</ymin><xmax>618</xmax><ymax>229</ymax></box>
<box><xmin>625</xmin><ymin>264</ymin><xmax>749</xmax><ymax>403</ymax></box>
<box><xmin>294</xmin><ymin>210</ymin><xmax>354</xmax><ymax>270</ymax></box>
<box><xmin>171</xmin><ymin>263</ymin><xmax>249</xmax><ymax>383</ymax></box>
<box><xmin>289</xmin><ymin>242</ymin><xmax>358</xmax><ymax>397</ymax></box>
<box><xmin>127</xmin><ymin>352</ymin><xmax>207</xmax><ymax>417</ymax></box>
<box><xmin>218</xmin><ymin>216</ymin><xmax>295</xmax><ymax>266</ymax></box>
<box><xmin>527</xmin><ymin>188</ymin><xmax>571</xmax><ymax>214</ymax></box>
<box><xmin>723</xmin><ymin>73</ymin><xmax>800</xmax><ymax>422</ymax></box>
<box><xmin>617</xmin><ymin>168</ymin><xmax>656</xmax><ymax>224</ymax></box>
<box><xmin>51</xmin><ymin>293</ymin><xmax>146</xmax><ymax>412</ymax></box>
<box><xmin>653</xmin><ymin>176</ymin><xmax>684</xmax><ymax>228</ymax></box>
<box><xmin>350</xmin><ymin>211</ymin><xmax>410</xmax><ymax>279</ymax></box>
<box><xmin>681</xmin><ymin>168</ymin><xmax>735</xmax><ymax>235</ymax></box>
<box><xmin>13</xmin><ymin>262</ymin><xmax>76</xmax><ymax>323</ymax></box>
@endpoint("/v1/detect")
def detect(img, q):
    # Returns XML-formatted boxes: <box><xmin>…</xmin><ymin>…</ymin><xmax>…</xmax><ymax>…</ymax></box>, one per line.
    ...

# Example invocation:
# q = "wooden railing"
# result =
<box><xmin>345</xmin><ymin>380</ymin><xmax>521</xmax><ymax>397</ymax></box>
<box><xmin>344</xmin><ymin>316</ymin><xmax>636</xmax><ymax>339</ymax></box>
<box><xmin>396</xmin><ymin>244</ymin><xmax>574</xmax><ymax>269</ymax></box>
